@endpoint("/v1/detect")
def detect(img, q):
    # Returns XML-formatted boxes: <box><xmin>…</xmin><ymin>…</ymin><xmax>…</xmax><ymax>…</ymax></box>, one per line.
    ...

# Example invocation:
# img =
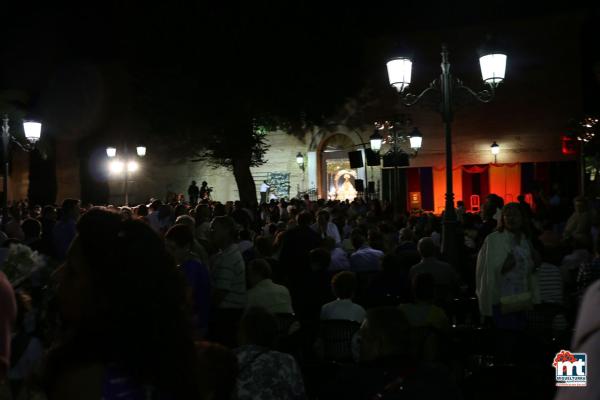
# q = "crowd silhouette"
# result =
<box><xmin>0</xmin><ymin>190</ymin><xmax>598</xmax><ymax>399</ymax></box>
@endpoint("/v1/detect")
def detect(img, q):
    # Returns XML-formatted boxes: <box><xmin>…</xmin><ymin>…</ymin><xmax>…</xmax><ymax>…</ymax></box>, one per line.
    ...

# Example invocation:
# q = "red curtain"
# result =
<box><xmin>433</xmin><ymin>167</ymin><xmax>463</xmax><ymax>214</ymax></box>
<box><xmin>489</xmin><ymin>164</ymin><xmax>521</xmax><ymax>204</ymax></box>
<box><xmin>461</xmin><ymin>165</ymin><xmax>490</xmax><ymax>211</ymax></box>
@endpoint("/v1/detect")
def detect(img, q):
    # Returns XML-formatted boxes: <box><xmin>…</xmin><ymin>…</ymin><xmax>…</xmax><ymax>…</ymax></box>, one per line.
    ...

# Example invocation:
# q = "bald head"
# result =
<box><xmin>417</xmin><ymin>237</ymin><xmax>437</xmax><ymax>258</ymax></box>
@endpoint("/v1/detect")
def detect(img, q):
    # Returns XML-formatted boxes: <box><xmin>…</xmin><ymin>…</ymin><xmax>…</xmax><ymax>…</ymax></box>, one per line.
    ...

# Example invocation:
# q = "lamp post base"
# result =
<box><xmin>441</xmin><ymin>217</ymin><xmax>458</xmax><ymax>268</ymax></box>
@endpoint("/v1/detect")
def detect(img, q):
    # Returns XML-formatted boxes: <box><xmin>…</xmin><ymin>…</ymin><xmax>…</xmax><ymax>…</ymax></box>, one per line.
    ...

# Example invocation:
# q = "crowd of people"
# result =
<box><xmin>0</xmin><ymin>189</ymin><xmax>598</xmax><ymax>399</ymax></box>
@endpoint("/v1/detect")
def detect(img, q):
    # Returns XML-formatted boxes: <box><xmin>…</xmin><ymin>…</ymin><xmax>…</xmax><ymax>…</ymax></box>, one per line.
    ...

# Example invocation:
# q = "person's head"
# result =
<box><xmin>42</xmin><ymin>205</ymin><xmax>57</xmax><ymax>221</ymax></box>
<box><xmin>351</xmin><ymin>229</ymin><xmax>366</xmax><ymax>249</ymax></box>
<box><xmin>136</xmin><ymin>204</ymin><xmax>148</xmax><ymax>217</ymax></box>
<box><xmin>254</xmin><ymin>236</ymin><xmax>273</xmax><ymax>258</ymax></box>
<box><xmin>149</xmin><ymin>199</ymin><xmax>162</xmax><ymax>212</ymax></box>
<box><xmin>309</xmin><ymin>247</ymin><xmax>331</xmax><ymax>272</ymax></box>
<box><xmin>54</xmin><ymin>208</ymin><xmax>199</xmax><ymax>397</ymax></box>
<box><xmin>246</xmin><ymin>258</ymin><xmax>272</xmax><ymax>288</ymax></box>
<box><xmin>175</xmin><ymin>214</ymin><xmax>195</xmax><ymax>230</ymax></box>
<box><xmin>195</xmin><ymin>204</ymin><xmax>211</xmax><ymax>222</ymax></box>
<box><xmin>296</xmin><ymin>211</ymin><xmax>313</xmax><ymax>227</ymax></box>
<box><xmin>331</xmin><ymin>271</ymin><xmax>357</xmax><ymax>299</ymax></box>
<box><xmin>191</xmin><ymin>180</ymin><xmax>196</xmax><ymax>185</ymax></box>
<box><xmin>174</xmin><ymin>204</ymin><xmax>188</xmax><ymax>218</ymax></box>
<box><xmin>21</xmin><ymin>218</ymin><xmax>41</xmax><ymax>240</ymax></box>
<box><xmin>457</xmin><ymin>200</ymin><xmax>464</xmax><ymax>209</ymax></box>
<box><xmin>317</xmin><ymin>209</ymin><xmax>330</xmax><ymax>225</ymax></box>
<box><xmin>165</xmin><ymin>224</ymin><xmax>195</xmax><ymax>264</ymax></box>
<box><xmin>195</xmin><ymin>341</ymin><xmax>238</xmax><ymax>400</ymax></box>
<box><xmin>417</xmin><ymin>237</ymin><xmax>437</xmax><ymax>259</ymax></box>
<box><xmin>359</xmin><ymin>307</ymin><xmax>411</xmax><ymax>362</ymax></box>
<box><xmin>303</xmin><ymin>194</ymin><xmax>309</xmax><ymax>201</ymax></box>
<box><xmin>210</xmin><ymin>216</ymin><xmax>237</xmax><ymax>249</ymax></box>
<box><xmin>412</xmin><ymin>272</ymin><xmax>435</xmax><ymax>303</ymax></box>
<box><xmin>61</xmin><ymin>199</ymin><xmax>80</xmax><ymax>220</ymax></box>
<box><xmin>238</xmin><ymin>306</ymin><xmax>278</xmax><ymax>347</ymax></box>
<box><xmin>399</xmin><ymin>227</ymin><xmax>415</xmax><ymax>243</ymax></box>
<box><xmin>498</xmin><ymin>202</ymin><xmax>524</xmax><ymax>233</ymax></box>
<box><xmin>517</xmin><ymin>195</ymin><xmax>525</xmax><ymax>203</ymax></box>
<box><xmin>368</xmin><ymin>229</ymin><xmax>384</xmax><ymax>251</ymax></box>
<box><xmin>30</xmin><ymin>205</ymin><xmax>42</xmax><ymax>218</ymax></box>
<box><xmin>201</xmin><ymin>181</ymin><xmax>207</xmax><ymax>187</ymax></box>
<box><xmin>120</xmin><ymin>207</ymin><xmax>133</xmax><ymax>221</ymax></box>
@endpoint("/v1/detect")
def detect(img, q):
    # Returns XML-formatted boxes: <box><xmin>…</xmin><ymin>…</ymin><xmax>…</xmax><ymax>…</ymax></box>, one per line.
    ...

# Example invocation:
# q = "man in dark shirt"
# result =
<box><xmin>199</xmin><ymin>181</ymin><xmax>209</xmax><ymax>201</ymax></box>
<box><xmin>188</xmin><ymin>181</ymin><xmax>200</xmax><ymax>205</ymax></box>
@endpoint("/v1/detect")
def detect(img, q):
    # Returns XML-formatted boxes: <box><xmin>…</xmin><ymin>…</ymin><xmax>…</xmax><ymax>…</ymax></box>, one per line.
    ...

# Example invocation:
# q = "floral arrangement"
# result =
<box><xmin>1</xmin><ymin>243</ymin><xmax>45</xmax><ymax>286</ymax></box>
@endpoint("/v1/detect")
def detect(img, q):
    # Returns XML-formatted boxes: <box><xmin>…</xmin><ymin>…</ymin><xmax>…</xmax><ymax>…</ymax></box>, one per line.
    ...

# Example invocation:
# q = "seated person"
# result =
<box><xmin>46</xmin><ymin>208</ymin><xmax>202</xmax><ymax>399</ymax></box>
<box><xmin>195</xmin><ymin>341</ymin><xmax>239</xmax><ymax>400</ymax></box>
<box><xmin>246</xmin><ymin>259</ymin><xmax>293</xmax><ymax>314</ymax></box>
<box><xmin>322</xmin><ymin>236</ymin><xmax>350</xmax><ymax>272</ymax></box>
<box><xmin>349</xmin><ymin>230</ymin><xmax>383</xmax><ymax>272</ymax></box>
<box><xmin>366</xmin><ymin>254</ymin><xmax>411</xmax><ymax>307</ymax></box>
<box><xmin>399</xmin><ymin>273</ymin><xmax>449</xmax><ymax>332</ymax></box>
<box><xmin>321</xmin><ymin>271</ymin><xmax>366</xmax><ymax>323</ymax></box>
<box><xmin>321</xmin><ymin>307</ymin><xmax>460</xmax><ymax>400</ymax></box>
<box><xmin>234</xmin><ymin>307</ymin><xmax>306</xmax><ymax>400</ymax></box>
<box><xmin>410</xmin><ymin>237</ymin><xmax>459</xmax><ymax>305</ymax></box>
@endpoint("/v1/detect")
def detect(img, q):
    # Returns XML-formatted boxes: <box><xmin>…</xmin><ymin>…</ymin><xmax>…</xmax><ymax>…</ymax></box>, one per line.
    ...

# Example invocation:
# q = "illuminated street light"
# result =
<box><xmin>385</xmin><ymin>42</ymin><xmax>507</xmax><ymax>266</ymax></box>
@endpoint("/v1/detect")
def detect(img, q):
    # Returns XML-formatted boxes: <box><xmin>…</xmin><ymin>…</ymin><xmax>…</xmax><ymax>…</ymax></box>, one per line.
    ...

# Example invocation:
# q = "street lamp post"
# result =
<box><xmin>370</xmin><ymin>118</ymin><xmax>422</xmax><ymax>210</ymax></box>
<box><xmin>385</xmin><ymin>44</ymin><xmax>506</xmax><ymax>266</ymax></box>
<box><xmin>1</xmin><ymin>115</ymin><xmax>42</xmax><ymax>229</ymax></box>
<box><xmin>107</xmin><ymin>144</ymin><xmax>146</xmax><ymax>205</ymax></box>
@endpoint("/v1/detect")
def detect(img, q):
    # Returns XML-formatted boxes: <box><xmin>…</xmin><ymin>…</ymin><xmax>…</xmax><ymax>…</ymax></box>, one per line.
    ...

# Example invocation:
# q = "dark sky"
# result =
<box><xmin>1</xmin><ymin>2</ymin><xmax>598</xmax><ymax>141</ymax></box>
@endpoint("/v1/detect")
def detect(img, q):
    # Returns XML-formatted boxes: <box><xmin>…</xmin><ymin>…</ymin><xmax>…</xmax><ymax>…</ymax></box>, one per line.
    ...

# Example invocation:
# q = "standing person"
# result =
<box><xmin>188</xmin><ymin>180</ymin><xmax>200</xmax><ymax>206</ymax></box>
<box><xmin>476</xmin><ymin>203</ymin><xmax>537</xmax><ymax>330</ymax></box>
<box><xmin>199</xmin><ymin>181</ymin><xmax>209</xmax><ymax>201</ymax></box>
<box><xmin>259</xmin><ymin>180</ymin><xmax>270</xmax><ymax>204</ymax></box>
<box><xmin>52</xmin><ymin>199</ymin><xmax>80</xmax><ymax>261</ymax></box>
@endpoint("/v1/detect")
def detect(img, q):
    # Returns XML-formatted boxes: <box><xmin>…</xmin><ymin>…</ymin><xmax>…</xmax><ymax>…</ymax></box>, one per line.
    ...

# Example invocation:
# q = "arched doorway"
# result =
<box><xmin>317</xmin><ymin>133</ymin><xmax>362</xmax><ymax>200</ymax></box>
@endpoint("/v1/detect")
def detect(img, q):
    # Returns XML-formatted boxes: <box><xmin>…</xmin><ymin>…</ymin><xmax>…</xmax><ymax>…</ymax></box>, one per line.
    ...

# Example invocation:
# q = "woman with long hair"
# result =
<box><xmin>46</xmin><ymin>208</ymin><xmax>201</xmax><ymax>399</ymax></box>
<box><xmin>476</xmin><ymin>202</ymin><xmax>538</xmax><ymax>330</ymax></box>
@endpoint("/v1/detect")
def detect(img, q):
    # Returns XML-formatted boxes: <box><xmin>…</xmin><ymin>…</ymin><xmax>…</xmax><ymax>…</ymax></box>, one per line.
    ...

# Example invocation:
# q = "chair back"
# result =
<box><xmin>318</xmin><ymin>319</ymin><xmax>361</xmax><ymax>362</ymax></box>
<box><xmin>470</xmin><ymin>195</ymin><xmax>480</xmax><ymax>212</ymax></box>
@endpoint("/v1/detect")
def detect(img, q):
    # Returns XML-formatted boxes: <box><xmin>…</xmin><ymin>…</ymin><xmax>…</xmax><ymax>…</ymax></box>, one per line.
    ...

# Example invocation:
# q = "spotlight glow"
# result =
<box><xmin>109</xmin><ymin>160</ymin><xmax>124</xmax><ymax>174</ymax></box>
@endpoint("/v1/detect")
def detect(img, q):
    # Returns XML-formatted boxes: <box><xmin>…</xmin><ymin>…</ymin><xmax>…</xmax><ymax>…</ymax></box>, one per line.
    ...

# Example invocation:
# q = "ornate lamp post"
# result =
<box><xmin>491</xmin><ymin>141</ymin><xmax>500</xmax><ymax>163</ymax></box>
<box><xmin>370</xmin><ymin>117</ymin><xmax>423</xmax><ymax>211</ymax></box>
<box><xmin>106</xmin><ymin>144</ymin><xmax>146</xmax><ymax>205</ymax></box>
<box><xmin>1</xmin><ymin>115</ymin><xmax>42</xmax><ymax>228</ymax></box>
<box><xmin>385</xmin><ymin>43</ymin><xmax>507</xmax><ymax>265</ymax></box>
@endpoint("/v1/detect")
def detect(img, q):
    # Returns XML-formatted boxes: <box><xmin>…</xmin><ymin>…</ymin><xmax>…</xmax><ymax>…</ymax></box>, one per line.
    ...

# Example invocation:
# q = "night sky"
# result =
<box><xmin>1</xmin><ymin>2</ymin><xmax>598</xmax><ymax>143</ymax></box>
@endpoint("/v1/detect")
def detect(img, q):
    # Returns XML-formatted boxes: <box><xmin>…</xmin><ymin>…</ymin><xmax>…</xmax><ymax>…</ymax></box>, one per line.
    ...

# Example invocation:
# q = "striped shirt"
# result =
<box><xmin>538</xmin><ymin>262</ymin><xmax>563</xmax><ymax>304</ymax></box>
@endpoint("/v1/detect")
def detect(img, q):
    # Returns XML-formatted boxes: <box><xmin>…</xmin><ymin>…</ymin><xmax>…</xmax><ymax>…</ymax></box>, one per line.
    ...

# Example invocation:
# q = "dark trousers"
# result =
<box><xmin>260</xmin><ymin>192</ymin><xmax>267</xmax><ymax>204</ymax></box>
